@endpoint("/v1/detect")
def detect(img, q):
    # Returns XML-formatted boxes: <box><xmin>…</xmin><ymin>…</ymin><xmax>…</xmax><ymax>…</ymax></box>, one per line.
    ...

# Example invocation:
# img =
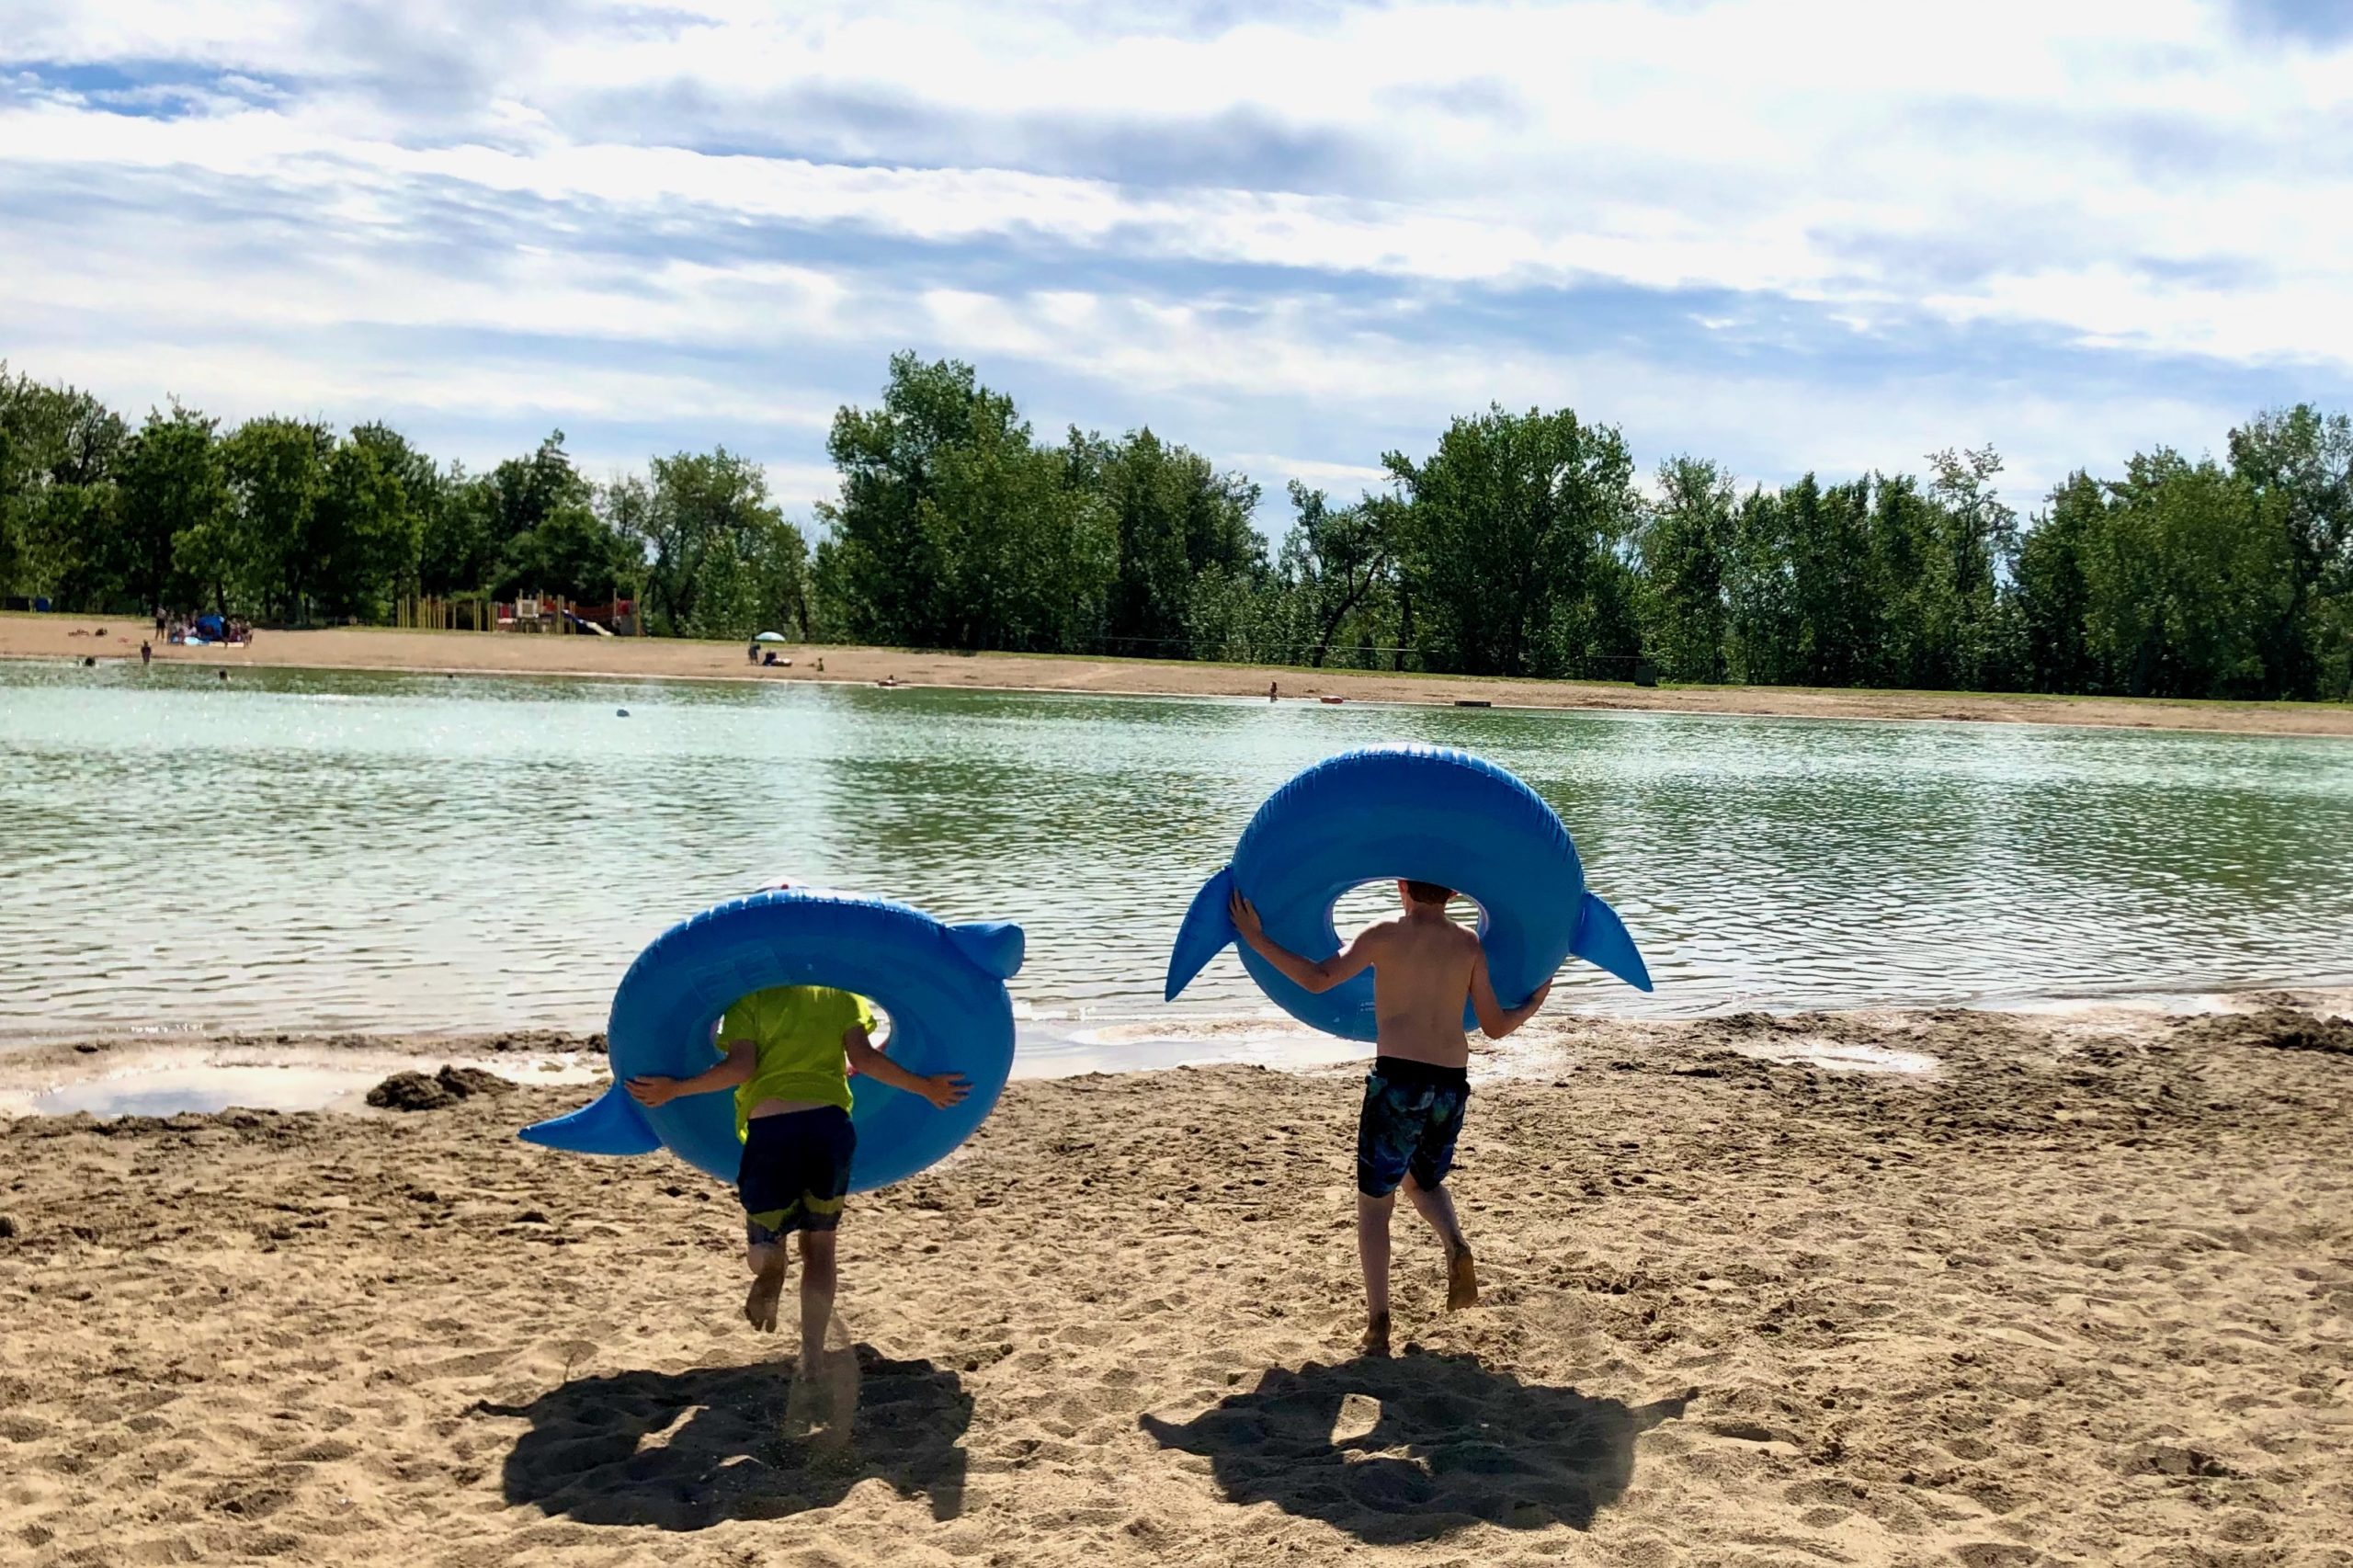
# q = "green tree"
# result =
<box><xmin>1636</xmin><ymin>456</ymin><xmax>1735</xmax><ymax>682</ymax></box>
<box><xmin>1069</xmin><ymin>426</ymin><xmax>1263</xmax><ymax>653</ymax></box>
<box><xmin>1784</xmin><ymin>476</ymin><xmax>1877</xmax><ymax>687</ymax></box>
<box><xmin>494</xmin><ymin>499</ymin><xmax>634</xmax><ymax>604</ymax></box>
<box><xmin>1277</xmin><ymin>483</ymin><xmax>1394</xmax><ymax>668</ymax></box>
<box><xmin>488</xmin><ymin>431</ymin><xmax>594</xmax><ymax>541</ymax></box>
<box><xmin>817</xmin><ymin>354</ymin><xmax>1120</xmax><ymax>652</ymax></box>
<box><xmin>2227</xmin><ymin>403</ymin><xmax>2352</xmax><ymax>699</ymax></box>
<box><xmin>919</xmin><ymin>425</ymin><xmax>1116</xmax><ymax>652</ymax></box>
<box><xmin>0</xmin><ymin>366</ymin><xmax>129</xmax><ymax>607</ymax></box>
<box><xmin>1183</xmin><ymin>561</ymin><xmax>1288</xmax><ymax>665</ymax></box>
<box><xmin>688</xmin><ymin>514</ymin><xmax>810</xmax><ymax>642</ymax></box>
<box><xmin>217</xmin><ymin>416</ymin><xmax>334</xmax><ymax>619</ymax></box>
<box><xmin>1382</xmin><ymin>404</ymin><xmax>1640</xmax><ymax>676</ymax></box>
<box><xmin>313</xmin><ymin>432</ymin><xmax>419</xmax><ymax>620</ymax></box>
<box><xmin>1919</xmin><ymin>447</ymin><xmax>2018</xmax><ymax>690</ymax></box>
<box><xmin>1724</xmin><ymin>480</ymin><xmax>1802</xmax><ymax>685</ymax></box>
<box><xmin>2081</xmin><ymin>451</ymin><xmax>2292</xmax><ymax>698</ymax></box>
<box><xmin>624</xmin><ymin>448</ymin><xmax>785</xmax><ymax>634</ymax></box>
<box><xmin>419</xmin><ymin>469</ymin><xmax>501</xmax><ymax>596</ymax></box>
<box><xmin>117</xmin><ymin>405</ymin><xmax>229</xmax><ymax>614</ymax></box>
<box><xmin>818</xmin><ymin>354</ymin><xmax>1006</xmax><ymax>644</ymax></box>
<box><xmin>2012</xmin><ymin>474</ymin><xmax>2101</xmax><ymax>693</ymax></box>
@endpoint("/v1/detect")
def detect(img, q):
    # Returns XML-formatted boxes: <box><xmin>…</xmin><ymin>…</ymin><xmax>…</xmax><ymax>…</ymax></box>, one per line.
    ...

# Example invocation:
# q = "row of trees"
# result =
<box><xmin>0</xmin><ymin>365</ymin><xmax>807</xmax><ymax>641</ymax></box>
<box><xmin>4</xmin><ymin>354</ymin><xmax>2347</xmax><ymax>699</ymax></box>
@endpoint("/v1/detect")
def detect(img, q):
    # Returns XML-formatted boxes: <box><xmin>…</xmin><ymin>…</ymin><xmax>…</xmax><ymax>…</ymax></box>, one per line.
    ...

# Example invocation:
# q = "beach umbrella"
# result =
<box><xmin>753</xmin><ymin>631</ymin><xmax>789</xmax><ymax>642</ymax></box>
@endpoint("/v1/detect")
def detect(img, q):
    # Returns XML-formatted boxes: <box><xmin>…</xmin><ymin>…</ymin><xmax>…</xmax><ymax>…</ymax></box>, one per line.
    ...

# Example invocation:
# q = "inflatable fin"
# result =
<box><xmin>1571</xmin><ymin>892</ymin><xmax>1654</xmax><ymax>993</ymax></box>
<box><xmin>1164</xmin><ymin>866</ymin><xmax>1237</xmax><ymax>1002</ymax></box>
<box><xmin>947</xmin><ymin>919</ymin><xmax>1026</xmax><ymax>982</ymax></box>
<box><xmin>518</xmin><ymin>1085</ymin><xmax>663</xmax><ymax>1156</ymax></box>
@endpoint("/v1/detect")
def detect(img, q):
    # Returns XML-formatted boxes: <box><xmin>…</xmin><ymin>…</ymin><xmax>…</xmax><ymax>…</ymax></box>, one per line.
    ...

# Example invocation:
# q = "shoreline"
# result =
<box><xmin>6</xmin><ymin>987</ymin><xmax>2347</xmax><ymax>1119</ymax></box>
<box><xmin>9</xmin><ymin>615</ymin><xmax>2352</xmax><ymax>737</ymax></box>
<box><xmin>2</xmin><ymin>994</ymin><xmax>2347</xmax><ymax>1563</ymax></box>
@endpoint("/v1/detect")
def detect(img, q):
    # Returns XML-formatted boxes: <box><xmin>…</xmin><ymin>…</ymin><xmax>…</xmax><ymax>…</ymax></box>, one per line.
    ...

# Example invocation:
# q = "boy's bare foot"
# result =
<box><xmin>785</xmin><ymin>1366</ymin><xmax>825</xmax><ymax>1436</ymax></box>
<box><xmin>744</xmin><ymin>1260</ymin><xmax>789</xmax><ymax>1333</ymax></box>
<box><xmin>1361</xmin><ymin>1311</ymin><xmax>1392</xmax><ymax>1358</ymax></box>
<box><xmin>1446</xmin><ymin>1244</ymin><xmax>1479</xmax><ymax>1310</ymax></box>
<box><xmin>785</xmin><ymin>1358</ymin><xmax>857</xmax><ymax>1451</ymax></box>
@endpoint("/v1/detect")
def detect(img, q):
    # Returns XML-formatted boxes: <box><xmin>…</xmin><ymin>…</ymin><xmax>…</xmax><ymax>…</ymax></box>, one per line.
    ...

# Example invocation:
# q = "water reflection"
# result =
<box><xmin>3</xmin><ymin>660</ymin><xmax>2350</xmax><ymax>1042</ymax></box>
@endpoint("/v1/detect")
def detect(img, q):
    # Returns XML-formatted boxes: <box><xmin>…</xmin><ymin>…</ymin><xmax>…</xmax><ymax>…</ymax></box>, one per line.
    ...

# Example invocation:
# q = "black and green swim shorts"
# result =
<box><xmin>738</xmin><ymin>1105</ymin><xmax>856</xmax><ymax>1243</ymax></box>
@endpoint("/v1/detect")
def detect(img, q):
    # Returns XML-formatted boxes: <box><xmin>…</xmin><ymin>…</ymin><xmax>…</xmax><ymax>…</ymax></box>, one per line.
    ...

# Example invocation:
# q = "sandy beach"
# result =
<box><xmin>4</xmin><ymin>997</ymin><xmax>2348</xmax><ymax>1567</ymax></box>
<box><xmin>10</xmin><ymin>615</ymin><xmax>2352</xmax><ymax>737</ymax></box>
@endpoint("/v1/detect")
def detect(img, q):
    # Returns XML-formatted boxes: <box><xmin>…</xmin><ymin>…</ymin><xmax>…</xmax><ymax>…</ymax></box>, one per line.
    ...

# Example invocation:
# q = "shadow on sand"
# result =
<box><xmin>481</xmin><ymin>1347</ymin><xmax>972</xmax><ymax>1528</ymax></box>
<box><xmin>1142</xmin><ymin>1352</ymin><xmax>1690</xmax><ymax>1544</ymax></box>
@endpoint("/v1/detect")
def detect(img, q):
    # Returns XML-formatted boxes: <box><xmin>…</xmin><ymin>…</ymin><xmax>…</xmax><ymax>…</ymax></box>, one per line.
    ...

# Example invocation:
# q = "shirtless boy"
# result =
<box><xmin>1231</xmin><ymin>880</ymin><xmax>1551</xmax><ymax>1356</ymax></box>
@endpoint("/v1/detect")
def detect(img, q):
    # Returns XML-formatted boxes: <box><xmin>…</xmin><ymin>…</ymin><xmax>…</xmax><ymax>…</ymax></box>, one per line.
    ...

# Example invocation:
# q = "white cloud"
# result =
<box><xmin>1</xmin><ymin>0</ymin><xmax>2346</xmax><ymax>504</ymax></box>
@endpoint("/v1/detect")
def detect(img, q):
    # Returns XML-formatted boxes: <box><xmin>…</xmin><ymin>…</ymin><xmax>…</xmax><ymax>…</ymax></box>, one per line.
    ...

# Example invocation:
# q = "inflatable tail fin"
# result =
<box><xmin>519</xmin><ymin>1085</ymin><xmax>663</xmax><ymax>1157</ymax></box>
<box><xmin>1571</xmin><ymin>892</ymin><xmax>1654</xmax><ymax>993</ymax></box>
<box><xmin>948</xmin><ymin>919</ymin><xmax>1026</xmax><ymax>981</ymax></box>
<box><xmin>1164</xmin><ymin>866</ymin><xmax>1237</xmax><ymax>1002</ymax></box>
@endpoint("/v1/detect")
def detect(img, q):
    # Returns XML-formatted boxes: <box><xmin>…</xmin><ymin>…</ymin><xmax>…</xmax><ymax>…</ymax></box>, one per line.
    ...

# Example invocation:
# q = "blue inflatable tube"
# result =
<box><xmin>519</xmin><ymin>890</ymin><xmax>1025</xmax><ymax>1191</ymax></box>
<box><xmin>1165</xmin><ymin>745</ymin><xmax>1651</xmax><ymax>1039</ymax></box>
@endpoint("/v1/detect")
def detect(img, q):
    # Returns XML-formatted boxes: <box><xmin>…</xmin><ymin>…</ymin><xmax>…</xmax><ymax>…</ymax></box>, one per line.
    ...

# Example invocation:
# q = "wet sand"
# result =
<box><xmin>9</xmin><ymin>616</ymin><xmax>2352</xmax><ymax>737</ymax></box>
<box><xmin>4</xmin><ymin>996</ymin><xmax>2349</xmax><ymax>1566</ymax></box>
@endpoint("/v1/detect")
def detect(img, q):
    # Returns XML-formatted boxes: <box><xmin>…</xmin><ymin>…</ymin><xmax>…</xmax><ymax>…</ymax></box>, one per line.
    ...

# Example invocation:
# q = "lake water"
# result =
<box><xmin>5</xmin><ymin>660</ymin><xmax>2352</xmax><ymax>1070</ymax></box>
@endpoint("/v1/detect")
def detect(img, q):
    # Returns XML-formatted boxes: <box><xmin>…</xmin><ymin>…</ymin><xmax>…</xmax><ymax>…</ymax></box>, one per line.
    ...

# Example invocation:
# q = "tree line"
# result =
<box><xmin>4</xmin><ymin>353</ymin><xmax>2347</xmax><ymax>700</ymax></box>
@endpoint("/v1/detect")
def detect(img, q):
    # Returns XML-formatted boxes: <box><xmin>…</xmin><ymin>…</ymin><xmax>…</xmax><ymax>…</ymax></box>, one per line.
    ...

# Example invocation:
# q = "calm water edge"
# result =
<box><xmin>5</xmin><ymin>660</ymin><xmax>2352</xmax><ymax>1057</ymax></box>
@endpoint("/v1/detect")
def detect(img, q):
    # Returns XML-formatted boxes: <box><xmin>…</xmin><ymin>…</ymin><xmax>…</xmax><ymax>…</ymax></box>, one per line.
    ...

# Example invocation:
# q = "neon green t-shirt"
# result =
<box><xmin>718</xmin><ymin>985</ymin><xmax>877</xmax><ymax>1140</ymax></box>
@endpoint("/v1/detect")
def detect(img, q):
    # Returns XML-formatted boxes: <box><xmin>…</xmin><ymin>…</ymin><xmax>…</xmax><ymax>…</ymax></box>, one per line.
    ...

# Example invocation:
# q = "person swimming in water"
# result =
<box><xmin>1230</xmin><ymin>879</ymin><xmax>1551</xmax><ymax>1356</ymax></box>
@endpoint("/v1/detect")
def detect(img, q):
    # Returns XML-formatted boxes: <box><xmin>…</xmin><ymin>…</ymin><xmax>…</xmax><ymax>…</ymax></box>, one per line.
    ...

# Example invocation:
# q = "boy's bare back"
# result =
<box><xmin>1360</xmin><ymin>915</ymin><xmax>1483</xmax><ymax>1068</ymax></box>
<box><xmin>1228</xmin><ymin>880</ymin><xmax>1552</xmax><ymax>1062</ymax></box>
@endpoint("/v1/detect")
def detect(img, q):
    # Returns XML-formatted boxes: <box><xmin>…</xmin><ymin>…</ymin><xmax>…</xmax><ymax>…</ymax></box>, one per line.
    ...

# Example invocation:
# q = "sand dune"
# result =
<box><xmin>2</xmin><ymin>999</ymin><xmax>2349</xmax><ymax>1565</ymax></box>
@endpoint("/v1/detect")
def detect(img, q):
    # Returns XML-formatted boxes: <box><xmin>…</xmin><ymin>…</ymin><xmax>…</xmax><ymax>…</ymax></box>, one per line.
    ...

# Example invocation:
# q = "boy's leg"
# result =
<box><xmin>1405</xmin><ymin>1081</ymin><xmax>1476</xmax><ymax>1309</ymax></box>
<box><xmin>1402</xmin><ymin>1172</ymin><xmax>1478</xmax><ymax>1309</ymax></box>
<box><xmin>1358</xmin><ymin>1072</ymin><xmax>1426</xmax><ymax>1357</ymax></box>
<box><xmin>740</xmin><ymin>1119</ymin><xmax>794</xmax><ymax>1334</ymax></box>
<box><xmin>745</xmin><ymin>1227</ymin><xmax>792</xmax><ymax>1333</ymax></box>
<box><xmin>797</xmin><ymin>1228</ymin><xmax>838</xmax><ymax>1373</ymax></box>
<box><xmin>790</xmin><ymin>1107</ymin><xmax>856</xmax><ymax>1422</ymax></box>
<box><xmin>1357</xmin><ymin>1192</ymin><xmax>1396</xmax><ymax>1355</ymax></box>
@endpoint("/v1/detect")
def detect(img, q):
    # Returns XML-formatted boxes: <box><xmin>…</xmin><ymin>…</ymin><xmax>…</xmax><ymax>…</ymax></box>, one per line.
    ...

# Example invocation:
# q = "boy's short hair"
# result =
<box><xmin>1402</xmin><ymin>879</ymin><xmax>1455</xmax><ymax>907</ymax></box>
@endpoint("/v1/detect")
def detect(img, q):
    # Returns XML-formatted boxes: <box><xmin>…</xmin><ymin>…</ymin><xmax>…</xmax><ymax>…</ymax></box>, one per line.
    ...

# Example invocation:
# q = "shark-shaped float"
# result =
<box><xmin>521</xmin><ymin>888</ymin><xmax>1024</xmax><ymax>1191</ymax></box>
<box><xmin>1165</xmin><ymin>745</ymin><xmax>1651</xmax><ymax>1039</ymax></box>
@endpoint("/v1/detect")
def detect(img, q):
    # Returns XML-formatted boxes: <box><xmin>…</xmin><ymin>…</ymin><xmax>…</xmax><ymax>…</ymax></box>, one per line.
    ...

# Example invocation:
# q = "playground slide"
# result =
<box><xmin>563</xmin><ymin>611</ymin><xmax>615</xmax><ymax>636</ymax></box>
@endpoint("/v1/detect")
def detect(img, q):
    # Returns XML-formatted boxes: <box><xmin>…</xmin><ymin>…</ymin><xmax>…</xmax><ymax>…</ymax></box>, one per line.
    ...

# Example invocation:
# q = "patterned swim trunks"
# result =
<box><xmin>1356</xmin><ymin>1056</ymin><xmax>1470</xmax><ymax>1198</ymax></box>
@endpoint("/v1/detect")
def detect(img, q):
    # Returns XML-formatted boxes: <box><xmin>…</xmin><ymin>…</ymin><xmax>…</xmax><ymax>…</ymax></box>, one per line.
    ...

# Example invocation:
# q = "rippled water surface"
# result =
<box><xmin>4</xmin><ymin>660</ymin><xmax>2350</xmax><ymax>1041</ymax></box>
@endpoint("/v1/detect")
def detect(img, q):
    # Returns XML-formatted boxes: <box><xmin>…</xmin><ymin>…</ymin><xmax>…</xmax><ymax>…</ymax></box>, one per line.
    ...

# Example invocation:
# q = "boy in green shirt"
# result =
<box><xmin>626</xmin><ymin>980</ymin><xmax>967</xmax><ymax>1381</ymax></box>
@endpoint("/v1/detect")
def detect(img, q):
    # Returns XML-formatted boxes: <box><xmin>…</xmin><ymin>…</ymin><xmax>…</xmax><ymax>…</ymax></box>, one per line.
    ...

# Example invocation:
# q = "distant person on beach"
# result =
<box><xmin>1229</xmin><ymin>879</ymin><xmax>1551</xmax><ymax>1357</ymax></box>
<box><xmin>624</xmin><ymin>881</ymin><xmax>969</xmax><ymax>1415</ymax></box>
<box><xmin>140</xmin><ymin>641</ymin><xmax>152</xmax><ymax>666</ymax></box>
<box><xmin>1268</xmin><ymin>680</ymin><xmax>1279</xmax><ymax>701</ymax></box>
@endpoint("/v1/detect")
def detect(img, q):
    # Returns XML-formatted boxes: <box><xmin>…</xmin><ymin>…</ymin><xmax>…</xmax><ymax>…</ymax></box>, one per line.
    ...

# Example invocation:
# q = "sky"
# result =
<box><xmin>3</xmin><ymin>0</ymin><xmax>2349</xmax><ymax>530</ymax></box>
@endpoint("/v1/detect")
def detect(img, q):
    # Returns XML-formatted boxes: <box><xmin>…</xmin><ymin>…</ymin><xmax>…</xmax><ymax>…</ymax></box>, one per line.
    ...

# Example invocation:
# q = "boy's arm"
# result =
<box><xmin>844</xmin><ymin>1026</ymin><xmax>971</xmax><ymax>1109</ymax></box>
<box><xmin>1230</xmin><ymin>891</ymin><xmax>1381</xmax><ymax>994</ymax></box>
<box><xmin>627</xmin><ymin>1041</ymin><xmax>756</xmax><ymax>1107</ymax></box>
<box><xmin>1469</xmin><ymin>949</ymin><xmax>1552</xmax><ymax>1040</ymax></box>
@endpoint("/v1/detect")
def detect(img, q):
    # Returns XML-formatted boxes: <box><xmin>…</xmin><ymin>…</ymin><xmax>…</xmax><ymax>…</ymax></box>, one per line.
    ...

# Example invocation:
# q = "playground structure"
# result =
<box><xmin>395</xmin><ymin>597</ymin><xmax>639</xmax><ymax>635</ymax></box>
